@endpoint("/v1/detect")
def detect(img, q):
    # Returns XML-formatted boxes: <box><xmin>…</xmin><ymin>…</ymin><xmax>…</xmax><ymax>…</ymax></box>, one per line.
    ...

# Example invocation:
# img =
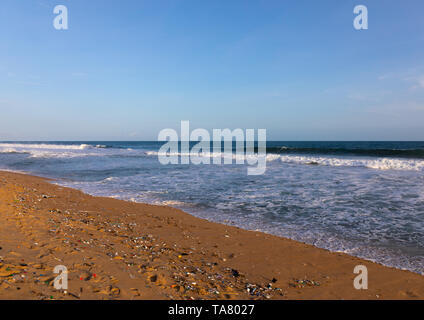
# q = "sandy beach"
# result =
<box><xmin>0</xmin><ymin>170</ymin><xmax>423</xmax><ymax>300</ymax></box>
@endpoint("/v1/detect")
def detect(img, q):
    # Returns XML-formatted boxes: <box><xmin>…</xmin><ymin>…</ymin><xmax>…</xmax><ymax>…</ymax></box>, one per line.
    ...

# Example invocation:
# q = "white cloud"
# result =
<box><xmin>416</xmin><ymin>76</ymin><xmax>424</xmax><ymax>89</ymax></box>
<box><xmin>378</xmin><ymin>68</ymin><xmax>424</xmax><ymax>89</ymax></box>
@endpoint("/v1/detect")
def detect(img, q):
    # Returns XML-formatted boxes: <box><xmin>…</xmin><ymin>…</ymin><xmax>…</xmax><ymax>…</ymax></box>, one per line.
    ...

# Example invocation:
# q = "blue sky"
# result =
<box><xmin>1</xmin><ymin>0</ymin><xmax>424</xmax><ymax>140</ymax></box>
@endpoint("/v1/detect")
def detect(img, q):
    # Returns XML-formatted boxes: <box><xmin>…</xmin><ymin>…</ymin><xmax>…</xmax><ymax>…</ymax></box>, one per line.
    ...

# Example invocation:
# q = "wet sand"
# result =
<box><xmin>0</xmin><ymin>170</ymin><xmax>423</xmax><ymax>300</ymax></box>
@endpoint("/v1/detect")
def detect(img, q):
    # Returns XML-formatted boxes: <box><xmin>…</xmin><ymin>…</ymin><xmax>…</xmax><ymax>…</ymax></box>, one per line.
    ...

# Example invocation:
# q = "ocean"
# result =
<box><xmin>0</xmin><ymin>141</ymin><xmax>423</xmax><ymax>274</ymax></box>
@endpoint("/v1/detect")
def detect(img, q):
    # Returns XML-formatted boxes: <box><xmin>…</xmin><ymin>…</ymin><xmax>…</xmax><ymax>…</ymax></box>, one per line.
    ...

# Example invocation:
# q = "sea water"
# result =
<box><xmin>0</xmin><ymin>141</ymin><xmax>423</xmax><ymax>274</ymax></box>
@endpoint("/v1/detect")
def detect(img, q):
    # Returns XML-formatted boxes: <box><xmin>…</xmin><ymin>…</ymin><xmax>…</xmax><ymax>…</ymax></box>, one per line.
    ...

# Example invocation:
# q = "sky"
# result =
<box><xmin>1</xmin><ymin>0</ymin><xmax>424</xmax><ymax>141</ymax></box>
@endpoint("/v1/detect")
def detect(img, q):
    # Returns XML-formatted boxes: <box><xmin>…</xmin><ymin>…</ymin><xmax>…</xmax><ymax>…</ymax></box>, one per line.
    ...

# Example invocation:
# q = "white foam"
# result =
<box><xmin>146</xmin><ymin>151</ymin><xmax>270</xmax><ymax>162</ymax></box>
<box><xmin>154</xmin><ymin>200</ymin><xmax>187</xmax><ymax>206</ymax></box>
<box><xmin>145</xmin><ymin>151</ymin><xmax>424</xmax><ymax>171</ymax></box>
<box><xmin>279</xmin><ymin>155</ymin><xmax>424</xmax><ymax>171</ymax></box>
<box><xmin>0</xmin><ymin>143</ymin><xmax>104</xmax><ymax>159</ymax></box>
<box><xmin>0</xmin><ymin>143</ymin><xmax>92</xmax><ymax>150</ymax></box>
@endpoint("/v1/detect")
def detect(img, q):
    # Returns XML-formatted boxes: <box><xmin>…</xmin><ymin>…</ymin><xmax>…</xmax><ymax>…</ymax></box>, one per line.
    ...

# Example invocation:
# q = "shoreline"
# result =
<box><xmin>0</xmin><ymin>170</ymin><xmax>423</xmax><ymax>299</ymax></box>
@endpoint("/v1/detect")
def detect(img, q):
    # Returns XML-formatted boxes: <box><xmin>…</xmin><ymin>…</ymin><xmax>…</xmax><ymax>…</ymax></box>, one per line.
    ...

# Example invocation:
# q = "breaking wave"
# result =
<box><xmin>266</xmin><ymin>146</ymin><xmax>424</xmax><ymax>159</ymax></box>
<box><xmin>0</xmin><ymin>143</ymin><xmax>119</xmax><ymax>158</ymax></box>
<box><xmin>278</xmin><ymin>155</ymin><xmax>424</xmax><ymax>171</ymax></box>
<box><xmin>145</xmin><ymin>151</ymin><xmax>424</xmax><ymax>171</ymax></box>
